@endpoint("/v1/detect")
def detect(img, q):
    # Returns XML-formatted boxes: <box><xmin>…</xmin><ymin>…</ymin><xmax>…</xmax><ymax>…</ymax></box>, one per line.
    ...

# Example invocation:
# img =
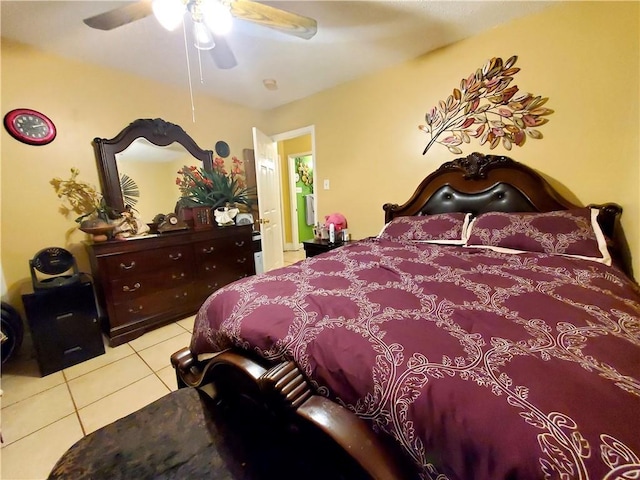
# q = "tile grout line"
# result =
<box><xmin>0</xmin><ymin>320</ymin><xmax>193</xmax><ymax>449</ymax></box>
<box><xmin>75</xmin><ymin>372</ymin><xmax>160</xmax><ymax>413</ymax></box>
<box><xmin>0</xmin><ymin>412</ymin><xmax>79</xmax><ymax>449</ymax></box>
<box><xmin>62</xmin><ymin>369</ymin><xmax>87</xmax><ymax>437</ymax></box>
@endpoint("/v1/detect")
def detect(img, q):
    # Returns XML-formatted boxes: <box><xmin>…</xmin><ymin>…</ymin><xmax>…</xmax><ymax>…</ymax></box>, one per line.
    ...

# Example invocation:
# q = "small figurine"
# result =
<box><xmin>214</xmin><ymin>206</ymin><xmax>239</xmax><ymax>226</ymax></box>
<box><xmin>113</xmin><ymin>206</ymin><xmax>150</xmax><ymax>239</ymax></box>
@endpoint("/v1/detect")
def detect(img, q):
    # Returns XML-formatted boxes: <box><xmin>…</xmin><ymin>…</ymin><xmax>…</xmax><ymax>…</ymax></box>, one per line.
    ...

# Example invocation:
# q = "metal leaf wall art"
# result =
<box><xmin>419</xmin><ymin>56</ymin><xmax>553</xmax><ymax>155</ymax></box>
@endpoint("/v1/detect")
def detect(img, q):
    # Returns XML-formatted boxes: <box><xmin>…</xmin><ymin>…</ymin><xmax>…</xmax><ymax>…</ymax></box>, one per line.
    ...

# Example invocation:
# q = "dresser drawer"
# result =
<box><xmin>102</xmin><ymin>245</ymin><xmax>193</xmax><ymax>279</ymax></box>
<box><xmin>87</xmin><ymin>225</ymin><xmax>254</xmax><ymax>346</ymax></box>
<box><xmin>200</xmin><ymin>252</ymin><xmax>253</xmax><ymax>275</ymax></box>
<box><xmin>195</xmin><ymin>261</ymin><xmax>253</xmax><ymax>299</ymax></box>
<box><xmin>193</xmin><ymin>235</ymin><xmax>250</xmax><ymax>259</ymax></box>
<box><xmin>109</xmin><ymin>284</ymin><xmax>196</xmax><ymax>329</ymax></box>
<box><xmin>109</xmin><ymin>266</ymin><xmax>193</xmax><ymax>303</ymax></box>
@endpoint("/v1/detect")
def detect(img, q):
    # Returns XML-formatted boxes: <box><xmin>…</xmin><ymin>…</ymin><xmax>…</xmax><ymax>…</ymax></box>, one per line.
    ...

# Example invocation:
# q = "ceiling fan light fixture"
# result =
<box><xmin>152</xmin><ymin>0</ymin><xmax>186</xmax><ymax>31</ymax></box>
<box><xmin>193</xmin><ymin>20</ymin><xmax>216</xmax><ymax>50</ymax></box>
<box><xmin>201</xmin><ymin>0</ymin><xmax>233</xmax><ymax>35</ymax></box>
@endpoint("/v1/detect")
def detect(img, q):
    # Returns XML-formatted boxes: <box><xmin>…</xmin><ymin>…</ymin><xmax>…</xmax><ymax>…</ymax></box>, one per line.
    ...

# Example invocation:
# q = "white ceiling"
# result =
<box><xmin>1</xmin><ymin>1</ymin><xmax>554</xmax><ymax>110</ymax></box>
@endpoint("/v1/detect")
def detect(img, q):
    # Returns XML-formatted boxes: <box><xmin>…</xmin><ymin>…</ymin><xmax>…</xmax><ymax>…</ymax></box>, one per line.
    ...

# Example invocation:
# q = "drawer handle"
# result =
<box><xmin>235</xmin><ymin>241</ymin><xmax>245</xmax><ymax>247</ymax></box>
<box><xmin>202</xmin><ymin>247</ymin><xmax>215</xmax><ymax>254</ymax></box>
<box><xmin>128</xmin><ymin>305</ymin><xmax>143</xmax><ymax>313</ymax></box>
<box><xmin>205</xmin><ymin>265</ymin><xmax>217</xmax><ymax>271</ymax></box>
<box><xmin>237</xmin><ymin>257</ymin><xmax>247</xmax><ymax>264</ymax></box>
<box><xmin>175</xmin><ymin>292</ymin><xmax>188</xmax><ymax>299</ymax></box>
<box><xmin>120</xmin><ymin>261</ymin><xmax>136</xmax><ymax>270</ymax></box>
<box><xmin>169</xmin><ymin>253</ymin><xmax>183</xmax><ymax>260</ymax></box>
<box><xmin>122</xmin><ymin>283</ymin><xmax>141</xmax><ymax>292</ymax></box>
<box><xmin>56</xmin><ymin>312</ymin><xmax>74</xmax><ymax>320</ymax></box>
<box><xmin>172</xmin><ymin>273</ymin><xmax>186</xmax><ymax>280</ymax></box>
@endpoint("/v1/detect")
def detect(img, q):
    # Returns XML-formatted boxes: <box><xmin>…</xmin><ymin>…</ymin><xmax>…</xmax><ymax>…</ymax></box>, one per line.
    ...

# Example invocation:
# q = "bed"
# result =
<box><xmin>171</xmin><ymin>152</ymin><xmax>640</xmax><ymax>480</ymax></box>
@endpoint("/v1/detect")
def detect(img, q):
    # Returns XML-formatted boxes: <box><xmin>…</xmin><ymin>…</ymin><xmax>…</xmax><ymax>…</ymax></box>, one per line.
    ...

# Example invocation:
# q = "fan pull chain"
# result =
<box><xmin>182</xmin><ymin>21</ymin><xmax>196</xmax><ymax>123</ymax></box>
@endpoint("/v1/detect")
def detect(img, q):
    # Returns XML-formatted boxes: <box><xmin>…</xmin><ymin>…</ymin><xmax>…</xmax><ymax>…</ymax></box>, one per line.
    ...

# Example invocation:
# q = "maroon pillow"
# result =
<box><xmin>465</xmin><ymin>208</ymin><xmax>611</xmax><ymax>264</ymax></box>
<box><xmin>378</xmin><ymin>213</ymin><xmax>470</xmax><ymax>244</ymax></box>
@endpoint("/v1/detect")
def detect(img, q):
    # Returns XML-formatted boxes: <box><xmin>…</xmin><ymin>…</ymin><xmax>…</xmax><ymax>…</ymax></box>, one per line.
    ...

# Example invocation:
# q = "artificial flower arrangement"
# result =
<box><xmin>50</xmin><ymin>168</ymin><xmax>145</xmax><ymax>240</ymax></box>
<box><xmin>175</xmin><ymin>156</ymin><xmax>255</xmax><ymax>210</ymax></box>
<box><xmin>50</xmin><ymin>168</ymin><xmax>113</xmax><ymax>224</ymax></box>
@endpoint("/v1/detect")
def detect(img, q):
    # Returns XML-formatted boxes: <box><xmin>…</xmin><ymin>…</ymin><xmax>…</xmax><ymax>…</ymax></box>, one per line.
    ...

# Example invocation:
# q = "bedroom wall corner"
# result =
<box><xmin>265</xmin><ymin>1</ymin><xmax>640</xmax><ymax>280</ymax></box>
<box><xmin>0</xmin><ymin>39</ymin><xmax>263</xmax><ymax>309</ymax></box>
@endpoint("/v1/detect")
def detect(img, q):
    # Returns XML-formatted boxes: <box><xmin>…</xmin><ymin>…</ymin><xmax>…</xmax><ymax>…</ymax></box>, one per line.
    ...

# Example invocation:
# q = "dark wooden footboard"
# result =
<box><xmin>171</xmin><ymin>347</ymin><xmax>417</xmax><ymax>480</ymax></box>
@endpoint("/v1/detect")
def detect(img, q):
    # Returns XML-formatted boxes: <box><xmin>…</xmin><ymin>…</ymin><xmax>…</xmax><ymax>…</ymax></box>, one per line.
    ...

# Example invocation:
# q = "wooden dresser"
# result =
<box><xmin>88</xmin><ymin>225</ymin><xmax>254</xmax><ymax>346</ymax></box>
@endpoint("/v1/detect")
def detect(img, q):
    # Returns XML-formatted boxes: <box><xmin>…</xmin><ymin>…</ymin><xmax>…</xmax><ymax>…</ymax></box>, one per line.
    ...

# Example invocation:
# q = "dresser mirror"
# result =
<box><xmin>93</xmin><ymin>118</ymin><xmax>213</xmax><ymax>223</ymax></box>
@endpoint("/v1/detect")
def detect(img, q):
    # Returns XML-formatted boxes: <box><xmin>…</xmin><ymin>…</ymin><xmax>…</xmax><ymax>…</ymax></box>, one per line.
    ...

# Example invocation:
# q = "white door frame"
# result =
<box><xmin>253</xmin><ymin>127</ymin><xmax>285</xmax><ymax>272</ymax></box>
<box><xmin>270</xmin><ymin>125</ymin><xmax>317</xmax><ymax>252</ymax></box>
<box><xmin>288</xmin><ymin>151</ymin><xmax>313</xmax><ymax>250</ymax></box>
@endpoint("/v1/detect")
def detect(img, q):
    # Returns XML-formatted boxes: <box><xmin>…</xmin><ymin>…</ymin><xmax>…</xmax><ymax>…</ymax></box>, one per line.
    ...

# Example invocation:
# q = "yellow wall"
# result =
<box><xmin>1</xmin><ymin>39</ymin><xmax>264</xmax><ymax>304</ymax></box>
<box><xmin>2</xmin><ymin>1</ymin><xmax>638</xmax><ymax>311</ymax></box>
<box><xmin>267</xmin><ymin>1</ymin><xmax>640</xmax><ymax>278</ymax></box>
<box><xmin>117</xmin><ymin>153</ymin><xmax>196</xmax><ymax>221</ymax></box>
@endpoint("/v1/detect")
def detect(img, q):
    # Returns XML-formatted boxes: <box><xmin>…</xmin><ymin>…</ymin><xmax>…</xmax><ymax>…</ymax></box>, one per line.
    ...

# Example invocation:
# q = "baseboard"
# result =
<box><xmin>284</xmin><ymin>242</ymin><xmax>303</xmax><ymax>251</ymax></box>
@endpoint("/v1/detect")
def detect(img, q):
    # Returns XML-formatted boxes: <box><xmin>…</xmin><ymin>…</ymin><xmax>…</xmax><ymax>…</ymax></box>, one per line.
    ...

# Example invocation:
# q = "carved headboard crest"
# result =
<box><xmin>127</xmin><ymin>118</ymin><xmax>184</xmax><ymax>140</ymax></box>
<box><xmin>439</xmin><ymin>152</ymin><xmax>515</xmax><ymax>180</ymax></box>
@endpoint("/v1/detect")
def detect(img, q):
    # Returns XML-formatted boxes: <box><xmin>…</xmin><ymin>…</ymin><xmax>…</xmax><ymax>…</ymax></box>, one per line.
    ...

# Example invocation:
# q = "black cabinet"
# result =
<box><xmin>22</xmin><ymin>275</ymin><xmax>105</xmax><ymax>376</ymax></box>
<box><xmin>302</xmin><ymin>239</ymin><xmax>348</xmax><ymax>258</ymax></box>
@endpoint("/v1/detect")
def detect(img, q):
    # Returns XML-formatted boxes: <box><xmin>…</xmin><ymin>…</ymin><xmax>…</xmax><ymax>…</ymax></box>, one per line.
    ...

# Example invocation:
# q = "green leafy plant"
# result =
<box><xmin>176</xmin><ymin>156</ymin><xmax>255</xmax><ymax>210</ymax></box>
<box><xmin>419</xmin><ymin>55</ymin><xmax>553</xmax><ymax>155</ymax></box>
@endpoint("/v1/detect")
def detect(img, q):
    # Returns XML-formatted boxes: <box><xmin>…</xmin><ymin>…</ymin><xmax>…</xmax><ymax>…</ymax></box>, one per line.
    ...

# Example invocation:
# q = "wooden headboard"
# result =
<box><xmin>383</xmin><ymin>152</ymin><xmax>631</xmax><ymax>276</ymax></box>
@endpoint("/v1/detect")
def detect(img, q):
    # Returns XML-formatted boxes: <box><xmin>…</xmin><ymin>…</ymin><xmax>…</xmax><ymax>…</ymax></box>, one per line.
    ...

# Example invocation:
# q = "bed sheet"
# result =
<box><xmin>191</xmin><ymin>238</ymin><xmax>640</xmax><ymax>479</ymax></box>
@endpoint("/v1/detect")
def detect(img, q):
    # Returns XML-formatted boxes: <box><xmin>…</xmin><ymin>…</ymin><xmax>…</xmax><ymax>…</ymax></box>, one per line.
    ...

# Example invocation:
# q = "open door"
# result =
<box><xmin>252</xmin><ymin>127</ymin><xmax>284</xmax><ymax>272</ymax></box>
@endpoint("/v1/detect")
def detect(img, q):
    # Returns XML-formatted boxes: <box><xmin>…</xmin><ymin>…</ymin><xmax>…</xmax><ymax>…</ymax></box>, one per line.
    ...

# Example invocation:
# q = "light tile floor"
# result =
<box><xmin>0</xmin><ymin>249</ymin><xmax>305</xmax><ymax>479</ymax></box>
<box><xmin>283</xmin><ymin>248</ymin><xmax>306</xmax><ymax>265</ymax></box>
<box><xmin>0</xmin><ymin>316</ymin><xmax>194</xmax><ymax>480</ymax></box>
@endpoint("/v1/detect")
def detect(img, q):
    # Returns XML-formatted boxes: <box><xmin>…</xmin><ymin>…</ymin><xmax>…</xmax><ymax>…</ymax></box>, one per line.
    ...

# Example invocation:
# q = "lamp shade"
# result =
<box><xmin>201</xmin><ymin>0</ymin><xmax>233</xmax><ymax>35</ymax></box>
<box><xmin>152</xmin><ymin>0</ymin><xmax>186</xmax><ymax>31</ymax></box>
<box><xmin>193</xmin><ymin>21</ymin><xmax>215</xmax><ymax>50</ymax></box>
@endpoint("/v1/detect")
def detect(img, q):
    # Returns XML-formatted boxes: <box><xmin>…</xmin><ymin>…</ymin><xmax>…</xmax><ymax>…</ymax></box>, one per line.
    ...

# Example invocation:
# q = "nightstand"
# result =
<box><xmin>302</xmin><ymin>239</ymin><xmax>348</xmax><ymax>258</ymax></box>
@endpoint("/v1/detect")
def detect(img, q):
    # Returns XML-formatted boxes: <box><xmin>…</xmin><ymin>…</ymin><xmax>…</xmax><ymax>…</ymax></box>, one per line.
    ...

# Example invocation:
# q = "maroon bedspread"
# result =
<box><xmin>191</xmin><ymin>238</ymin><xmax>640</xmax><ymax>480</ymax></box>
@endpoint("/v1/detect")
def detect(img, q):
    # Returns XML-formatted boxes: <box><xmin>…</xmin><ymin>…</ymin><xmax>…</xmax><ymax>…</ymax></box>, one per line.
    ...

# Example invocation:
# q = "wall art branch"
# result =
<box><xmin>419</xmin><ymin>56</ymin><xmax>553</xmax><ymax>155</ymax></box>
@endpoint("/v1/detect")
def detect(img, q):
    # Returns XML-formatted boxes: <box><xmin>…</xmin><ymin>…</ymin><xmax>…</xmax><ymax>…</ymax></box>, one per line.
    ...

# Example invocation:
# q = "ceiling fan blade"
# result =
<box><xmin>210</xmin><ymin>34</ymin><xmax>238</xmax><ymax>69</ymax></box>
<box><xmin>83</xmin><ymin>0</ymin><xmax>153</xmax><ymax>30</ymax></box>
<box><xmin>230</xmin><ymin>0</ymin><xmax>317</xmax><ymax>40</ymax></box>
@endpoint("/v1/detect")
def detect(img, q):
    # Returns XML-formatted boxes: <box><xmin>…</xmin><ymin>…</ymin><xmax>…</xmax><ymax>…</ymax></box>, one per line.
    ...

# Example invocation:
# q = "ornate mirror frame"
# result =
<box><xmin>93</xmin><ymin>118</ymin><xmax>213</xmax><ymax>212</ymax></box>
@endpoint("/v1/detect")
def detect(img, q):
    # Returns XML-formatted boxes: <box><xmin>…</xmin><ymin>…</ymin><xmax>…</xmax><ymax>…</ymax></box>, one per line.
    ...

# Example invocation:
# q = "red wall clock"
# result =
<box><xmin>4</xmin><ymin>108</ymin><xmax>57</xmax><ymax>145</ymax></box>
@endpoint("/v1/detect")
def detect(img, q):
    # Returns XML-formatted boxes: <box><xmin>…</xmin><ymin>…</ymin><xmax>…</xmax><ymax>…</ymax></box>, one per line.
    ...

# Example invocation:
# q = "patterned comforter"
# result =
<box><xmin>191</xmin><ymin>238</ymin><xmax>640</xmax><ymax>479</ymax></box>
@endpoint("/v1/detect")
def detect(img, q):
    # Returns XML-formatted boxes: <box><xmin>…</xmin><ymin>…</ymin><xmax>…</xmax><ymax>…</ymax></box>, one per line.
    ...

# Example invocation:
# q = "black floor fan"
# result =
<box><xmin>1</xmin><ymin>301</ymin><xmax>23</xmax><ymax>364</ymax></box>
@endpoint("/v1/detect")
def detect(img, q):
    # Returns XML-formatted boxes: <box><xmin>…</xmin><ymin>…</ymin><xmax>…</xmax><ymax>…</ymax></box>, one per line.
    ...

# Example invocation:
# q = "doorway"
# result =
<box><xmin>251</xmin><ymin>125</ymin><xmax>316</xmax><ymax>271</ymax></box>
<box><xmin>288</xmin><ymin>153</ymin><xmax>314</xmax><ymax>249</ymax></box>
<box><xmin>271</xmin><ymin>126</ymin><xmax>317</xmax><ymax>252</ymax></box>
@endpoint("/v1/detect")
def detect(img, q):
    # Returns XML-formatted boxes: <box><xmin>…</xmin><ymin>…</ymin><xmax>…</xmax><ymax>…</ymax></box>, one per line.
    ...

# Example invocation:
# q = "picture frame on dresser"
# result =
<box><xmin>192</xmin><ymin>206</ymin><xmax>213</xmax><ymax>230</ymax></box>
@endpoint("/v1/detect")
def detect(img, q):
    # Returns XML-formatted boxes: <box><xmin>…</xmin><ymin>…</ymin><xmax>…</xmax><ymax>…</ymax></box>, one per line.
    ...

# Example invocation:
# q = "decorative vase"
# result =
<box><xmin>213</xmin><ymin>206</ymin><xmax>239</xmax><ymax>226</ymax></box>
<box><xmin>79</xmin><ymin>218</ymin><xmax>115</xmax><ymax>242</ymax></box>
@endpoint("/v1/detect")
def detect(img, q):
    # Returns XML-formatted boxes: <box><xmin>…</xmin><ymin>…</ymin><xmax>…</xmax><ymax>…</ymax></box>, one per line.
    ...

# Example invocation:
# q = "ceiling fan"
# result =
<box><xmin>83</xmin><ymin>0</ymin><xmax>318</xmax><ymax>69</ymax></box>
